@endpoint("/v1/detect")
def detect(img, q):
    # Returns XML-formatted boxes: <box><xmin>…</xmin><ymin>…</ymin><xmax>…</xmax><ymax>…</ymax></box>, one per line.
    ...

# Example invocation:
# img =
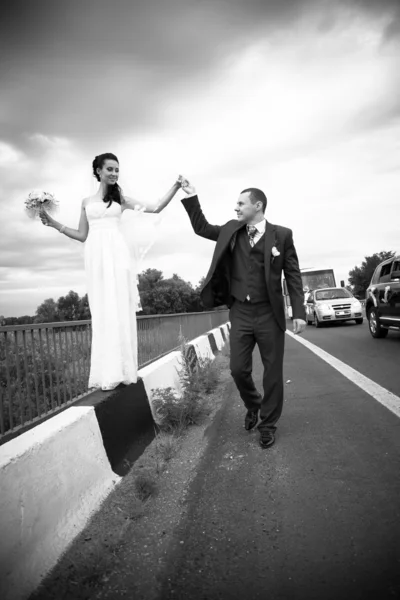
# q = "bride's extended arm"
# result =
<box><xmin>123</xmin><ymin>179</ymin><xmax>181</xmax><ymax>214</ymax></box>
<box><xmin>40</xmin><ymin>200</ymin><xmax>89</xmax><ymax>243</ymax></box>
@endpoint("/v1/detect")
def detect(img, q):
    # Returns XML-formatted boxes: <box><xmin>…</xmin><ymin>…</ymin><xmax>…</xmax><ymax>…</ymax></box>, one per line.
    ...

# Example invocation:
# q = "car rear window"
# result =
<box><xmin>315</xmin><ymin>289</ymin><xmax>352</xmax><ymax>300</ymax></box>
<box><xmin>392</xmin><ymin>260</ymin><xmax>400</xmax><ymax>273</ymax></box>
<box><xmin>379</xmin><ymin>262</ymin><xmax>392</xmax><ymax>282</ymax></box>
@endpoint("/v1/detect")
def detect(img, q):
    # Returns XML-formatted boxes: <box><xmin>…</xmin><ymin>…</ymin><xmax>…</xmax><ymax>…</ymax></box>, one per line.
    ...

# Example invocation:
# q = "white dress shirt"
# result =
<box><xmin>245</xmin><ymin>219</ymin><xmax>266</xmax><ymax>300</ymax></box>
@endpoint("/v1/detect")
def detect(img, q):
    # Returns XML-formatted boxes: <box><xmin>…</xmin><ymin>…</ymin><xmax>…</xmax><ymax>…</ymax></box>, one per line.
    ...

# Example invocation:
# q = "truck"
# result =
<box><xmin>283</xmin><ymin>267</ymin><xmax>336</xmax><ymax>318</ymax></box>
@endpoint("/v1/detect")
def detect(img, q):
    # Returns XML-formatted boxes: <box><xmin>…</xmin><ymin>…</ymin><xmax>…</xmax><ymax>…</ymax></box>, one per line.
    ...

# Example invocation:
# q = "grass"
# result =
<box><xmin>130</xmin><ymin>431</ymin><xmax>182</xmax><ymax>504</ymax></box>
<box><xmin>152</xmin><ymin>335</ymin><xmax>224</xmax><ymax>434</ymax></box>
<box><xmin>155</xmin><ymin>431</ymin><xmax>181</xmax><ymax>462</ymax></box>
<box><xmin>133</xmin><ymin>469</ymin><xmax>158</xmax><ymax>501</ymax></box>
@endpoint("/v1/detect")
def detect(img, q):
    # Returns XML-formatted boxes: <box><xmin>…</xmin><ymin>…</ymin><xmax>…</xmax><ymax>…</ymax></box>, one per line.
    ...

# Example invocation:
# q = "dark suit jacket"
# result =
<box><xmin>182</xmin><ymin>195</ymin><xmax>306</xmax><ymax>332</ymax></box>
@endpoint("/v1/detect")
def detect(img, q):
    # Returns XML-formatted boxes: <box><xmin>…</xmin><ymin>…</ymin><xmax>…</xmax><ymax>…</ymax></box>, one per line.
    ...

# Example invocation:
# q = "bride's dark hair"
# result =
<box><xmin>92</xmin><ymin>153</ymin><xmax>123</xmax><ymax>208</ymax></box>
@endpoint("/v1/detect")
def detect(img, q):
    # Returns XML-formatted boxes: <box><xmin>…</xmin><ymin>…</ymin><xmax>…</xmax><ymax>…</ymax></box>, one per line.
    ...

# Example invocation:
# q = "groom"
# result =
<box><xmin>180</xmin><ymin>182</ymin><xmax>306</xmax><ymax>448</ymax></box>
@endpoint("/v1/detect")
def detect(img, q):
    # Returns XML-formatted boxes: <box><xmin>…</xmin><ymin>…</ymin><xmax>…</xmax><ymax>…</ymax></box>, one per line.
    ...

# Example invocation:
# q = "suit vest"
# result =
<box><xmin>230</xmin><ymin>227</ymin><xmax>270</xmax><ymax>303</ymax></box>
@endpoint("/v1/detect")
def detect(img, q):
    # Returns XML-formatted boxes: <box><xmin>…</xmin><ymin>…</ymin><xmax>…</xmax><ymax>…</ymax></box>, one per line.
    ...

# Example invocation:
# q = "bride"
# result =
<box><xmin>40</xmin><ymin>152</ymin><xmax>183</xmax><ymax>390</ymax></box>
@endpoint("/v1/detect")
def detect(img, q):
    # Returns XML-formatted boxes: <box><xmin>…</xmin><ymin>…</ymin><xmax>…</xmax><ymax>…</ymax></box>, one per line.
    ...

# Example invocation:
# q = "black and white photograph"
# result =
<box><xmin>0</xmin><ymin>1</ymin><xmax>399</xmax><ymax>599</ymax></box>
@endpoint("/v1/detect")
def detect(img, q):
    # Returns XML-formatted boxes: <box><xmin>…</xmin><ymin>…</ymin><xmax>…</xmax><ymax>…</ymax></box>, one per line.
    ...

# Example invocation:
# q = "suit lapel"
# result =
<box><xmin>229</xmin><ymin>225</ymin><xmax>243</xmax><ymax>251</ymax></box>
<box><xmin>264</xmin><ymin>221</ymin><xmax>276</xmax><ymax>282</ymax></box>
<box><xmin>225</xmin><ymin>221</ymin><xmax>244</xmax><ymax>253</ymax></box>
<box><xmin>203</xmin><ymin>221</ymin><xmax>243</xmax><ymax>287</ymax></box>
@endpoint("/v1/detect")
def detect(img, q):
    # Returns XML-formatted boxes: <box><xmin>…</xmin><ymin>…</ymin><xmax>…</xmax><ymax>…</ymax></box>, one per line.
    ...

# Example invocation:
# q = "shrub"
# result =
<box><xmin>195</xmin><ymin>357</ymin><xmax>220</xmax><ymax>395</ymax></box>
<box><xmin>151</xmin><ymin>386</ymin><xmax>206</xmax><ymax>433</ymax></box>
<box><xmin>150</xmin><ymin>339</ymin><xmax>221</xmax><ymax>434</ymax></box>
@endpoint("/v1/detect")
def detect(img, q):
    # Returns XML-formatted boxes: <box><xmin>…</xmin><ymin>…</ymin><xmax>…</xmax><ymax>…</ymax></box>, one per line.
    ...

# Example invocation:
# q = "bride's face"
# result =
<box><xmin>97</xmin><ymin>159</ymin><xmax>120</xmax><ymax>185</ymax></box>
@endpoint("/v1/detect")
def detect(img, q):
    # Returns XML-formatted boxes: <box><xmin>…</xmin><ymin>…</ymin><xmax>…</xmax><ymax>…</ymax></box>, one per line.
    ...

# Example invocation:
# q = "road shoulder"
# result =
<box><xmin>30</xmin><ymin>353</ymin><xmax>233</xmax><ymax>600</ymax></box>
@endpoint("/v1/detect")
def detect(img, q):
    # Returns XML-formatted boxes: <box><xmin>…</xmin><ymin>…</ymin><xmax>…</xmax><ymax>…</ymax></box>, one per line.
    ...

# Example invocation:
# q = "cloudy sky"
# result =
<box><xmin>0</xmin><ymin>0</ymin><xmax>399</xmax><ymax>317</ymax></box>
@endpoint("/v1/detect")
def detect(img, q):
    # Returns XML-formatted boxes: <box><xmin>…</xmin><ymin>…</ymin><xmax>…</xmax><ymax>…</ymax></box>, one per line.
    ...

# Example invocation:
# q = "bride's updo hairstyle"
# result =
<box><xmin>92</xmin><ymin>153</ymin><xmax>123</xmax><ymax>208</ymax></box>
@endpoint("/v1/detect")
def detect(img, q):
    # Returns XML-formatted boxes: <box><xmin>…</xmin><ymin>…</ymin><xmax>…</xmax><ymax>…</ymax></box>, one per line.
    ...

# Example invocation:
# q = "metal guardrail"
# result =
<box><xmin>0</xmin><ymin>310</ymin><xmax>229</xmax><ymax>444</ymax></box>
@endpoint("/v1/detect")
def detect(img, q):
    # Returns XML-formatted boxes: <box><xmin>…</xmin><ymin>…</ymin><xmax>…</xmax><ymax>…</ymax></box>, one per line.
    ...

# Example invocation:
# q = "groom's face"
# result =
<box><xmin>235</xmin><ymin>192</ymin><xmax>258</xmax><ymax>223</ymax></box>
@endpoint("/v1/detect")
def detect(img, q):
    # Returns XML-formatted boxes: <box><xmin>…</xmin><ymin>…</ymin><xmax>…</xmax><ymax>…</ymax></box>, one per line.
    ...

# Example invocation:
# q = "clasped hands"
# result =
<box><xmin>177</xmin><ymin>174</ymin><xmax>196</xmax><ymax>196</ymax></box>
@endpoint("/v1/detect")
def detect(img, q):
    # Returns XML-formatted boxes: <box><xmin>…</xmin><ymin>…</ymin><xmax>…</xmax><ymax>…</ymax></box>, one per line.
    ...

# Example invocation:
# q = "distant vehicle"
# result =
<box><xmin>365</xmin><ymin>255</ymin><xmax>400</xmax><ymax>338</ymax></box>
<box><xmin>283</xmin><ymin>267</ymin><xmax>336</xmax><ymax>318</ymax></box>
<box><xmin>300</xmin><ymin>267</ymin><xmax>336</xmax><ymax>291</ymax></box>
<box><xmin>305</xmin><ymin>287</ymin><xmax>363</xmax><ymax>327</ymax></box>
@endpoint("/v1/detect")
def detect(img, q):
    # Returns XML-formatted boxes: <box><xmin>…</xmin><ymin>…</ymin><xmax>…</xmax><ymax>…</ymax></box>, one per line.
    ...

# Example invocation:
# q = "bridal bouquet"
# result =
<box><xmin>24</xmin><ymin>190</ymin><xmax>58</xmax><ymax>219</ymax></box>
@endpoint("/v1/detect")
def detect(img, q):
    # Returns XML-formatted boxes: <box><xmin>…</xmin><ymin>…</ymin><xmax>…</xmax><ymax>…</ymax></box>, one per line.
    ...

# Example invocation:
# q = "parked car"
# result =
<box><xmin>305</xmin><ymin>287</ymin><xmax>363</xmax><ymax>327</ymax></box>
<box><xmin>365</xmin><ymin>255</ymin><xmax>400</xmax><ymax>338</ymax></box>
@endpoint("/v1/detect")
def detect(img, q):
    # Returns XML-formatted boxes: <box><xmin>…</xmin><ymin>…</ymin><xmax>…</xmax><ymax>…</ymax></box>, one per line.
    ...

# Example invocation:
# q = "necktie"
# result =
<box><xmin>247</xmin><ymin>225</ymin><xmax>257</xmax><ymax>247</ymax></box>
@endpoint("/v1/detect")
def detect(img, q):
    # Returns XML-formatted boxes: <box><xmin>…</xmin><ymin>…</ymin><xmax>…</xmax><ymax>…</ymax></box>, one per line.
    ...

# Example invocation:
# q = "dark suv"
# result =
<box><xmin>365</xmin><ymin>255</ymin><xmax>400</xmax><ymax>338</ymax></box>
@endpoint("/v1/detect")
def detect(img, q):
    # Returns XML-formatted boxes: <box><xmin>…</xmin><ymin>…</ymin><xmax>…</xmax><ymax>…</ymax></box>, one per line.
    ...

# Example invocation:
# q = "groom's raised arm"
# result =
<box><xmin>181</xmin><ymin>195</ymin><xmax>221</xmax><ymax>242</ymax></box>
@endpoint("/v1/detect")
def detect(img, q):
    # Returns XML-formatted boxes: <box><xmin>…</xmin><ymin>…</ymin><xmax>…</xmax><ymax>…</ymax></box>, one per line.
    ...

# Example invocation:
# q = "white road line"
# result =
<box><xmin>286</xmin><ymin>330</ymin><xmax>400</xmax><ymax>419</ymax></box>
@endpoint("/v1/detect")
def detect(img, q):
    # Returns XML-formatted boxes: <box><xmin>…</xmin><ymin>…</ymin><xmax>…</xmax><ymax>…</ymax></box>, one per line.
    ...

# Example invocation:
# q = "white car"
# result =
<box><xmin>305</xmin><ymin>287</ymin><xmax>363</xmax><ymax>327</ymax></box>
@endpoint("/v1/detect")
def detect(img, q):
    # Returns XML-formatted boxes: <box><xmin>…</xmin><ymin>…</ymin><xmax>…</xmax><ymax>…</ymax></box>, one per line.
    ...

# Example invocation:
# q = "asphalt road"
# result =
<box><xmin>299</xmin><ymin>317</ymin><xmax>400</xmax><ymax>397</ymax></box>
<box><xmin>158</xmin><ymin>322</ymin><xmax>400</xmax><ymax>600</ymax></box>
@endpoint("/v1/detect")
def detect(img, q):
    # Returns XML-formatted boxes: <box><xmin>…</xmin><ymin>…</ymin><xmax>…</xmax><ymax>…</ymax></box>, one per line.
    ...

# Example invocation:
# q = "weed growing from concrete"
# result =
<box><xmin>155</xmin><ymin>431</ymin><xmax>181</xmax><ymax>462</ymax></box>
<box><xmin>151</xmin><ymin>338</ymin><xmax>218</xmax><ymax>433</ymax></box>
<box><xmin>152</xmin><ymin>368</ymin><xmax>209</xmax><ymax>437</ymax></box>
<box><xmin>151</xmin><ymin>387</ymin><xmax>189</xmax><ymax>433</ymax></box>
<box><xmin>194</xmin><ymin>357</ymin><xmax>220</xmax><ymax>394</ymax></box>
<box><xmin>151</xmin><ymin>348</ymin><xmax>218</xmax><ymax>434</ymax></box>
<box><xmin>134</xmin><ymin>470</ymin><xmax>158</xmax><ymax>501</ymax></box>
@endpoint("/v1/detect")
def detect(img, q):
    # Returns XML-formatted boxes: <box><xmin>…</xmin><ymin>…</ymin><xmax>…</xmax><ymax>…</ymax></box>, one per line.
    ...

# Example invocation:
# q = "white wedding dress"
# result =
<box><xmin>84</xmin><ymin>200</ymin><xmax>155</xmax><ymax>390</ymax></box>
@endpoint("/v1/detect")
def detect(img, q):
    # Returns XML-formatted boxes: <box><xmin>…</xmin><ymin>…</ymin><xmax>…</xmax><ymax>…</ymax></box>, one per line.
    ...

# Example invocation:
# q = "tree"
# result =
<box><xmin>57</xmin><ymin>290</ymin><xmax>82</xmax><ymax>321</ymax></box>
<box><xmin>78</xmin><ymin>293</ymin><xmax>91</xmax><ymax>320</ymax></box>
<box><xmin>17</xmin><ymin>315</ymin><xmax>35</xmax><ymax>325</ymax></box>
<box><xmin>138</xmin><ymin>271</ymin><xmax>203</xmax><ymax>314</ymax></box>
<box><xmin>35</xmin><ymin>298</ymin><xmax>59</xmax><ymax>323</ymax></box>
<box><xmin>34</xmin><ymin>291</ymin><xmax>89</xmax><ymax>323</ymax></box>
<box><xmin>191</xmin><ymin>277</ymin><xmax>206</xmax><ymax>312</ymax></box>
<box><xmin>138</xmin><ymin>268</ymin><xmax>164</xmax><ymax>291</ymax></box>
<box><xmin>348</xmin><ymin>251</ymin><xmax>396</xmax><ymax>298</ymax></box>
<box><xmin>2</xmin><ymin>317</ymin><xmax>19</xmax><ymax>326</ymax></box>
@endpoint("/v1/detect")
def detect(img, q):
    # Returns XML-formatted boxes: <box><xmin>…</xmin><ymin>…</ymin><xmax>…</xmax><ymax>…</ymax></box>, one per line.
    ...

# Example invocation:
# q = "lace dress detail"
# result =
<box><xmin>84</xmin><ymin>201</ymin><xmax>141</xmax><ymax>390</ymax></box>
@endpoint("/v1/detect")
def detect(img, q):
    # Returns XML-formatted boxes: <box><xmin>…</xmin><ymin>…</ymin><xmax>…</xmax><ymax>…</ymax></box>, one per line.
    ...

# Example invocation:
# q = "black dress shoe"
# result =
<box><xmin>259</xmin><ymin>430</ymin><xmax>275</xmax><ymax>448</ymax></box>
<box><xmin>245</xmin><ymin>409</ymin><xmax>259</xmax><ymax>431</ymax></box>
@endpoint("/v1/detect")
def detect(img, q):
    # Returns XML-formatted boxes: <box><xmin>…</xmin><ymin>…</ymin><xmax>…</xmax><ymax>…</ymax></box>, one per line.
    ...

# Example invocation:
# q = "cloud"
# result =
<box><xmin>3</xmin><ymin>0</ymin><xmax>398</xmax><ymax>148</ymax></box>
<box><xmin>1</xmin><ymin>0</ymin><xmax>399</xmax><ymax>316</ymax></box>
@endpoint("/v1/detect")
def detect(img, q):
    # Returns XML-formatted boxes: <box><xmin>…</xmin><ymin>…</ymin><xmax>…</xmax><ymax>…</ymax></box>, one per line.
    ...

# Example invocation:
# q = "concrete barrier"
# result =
<box><xmin>189</xmin><ymin>333</ymin><xmax>215</xmax><ymax>362</ymax></box>
<box><xmin>210</xmin><ymin>327</ymin><xmax>224</xmax><ymax>351</ymax></box>
<box><xmin>0</xmin><ymin>407</ymin><xmax>119</xmax><ymax>600</ymax></box>
<box><xmin>222</xmin><ymin>322</ymin><xmax>230</xmax><ymax>336</ymax></box>
<box><xmin>0</xmin><ymin>322</ymin><xmax>230</xmax><ymax>600</ymax></box>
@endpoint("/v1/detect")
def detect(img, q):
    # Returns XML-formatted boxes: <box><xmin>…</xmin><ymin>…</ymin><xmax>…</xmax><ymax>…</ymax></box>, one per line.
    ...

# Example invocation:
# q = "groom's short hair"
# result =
<box><xmin>241</xmin><ymin>188</ymin><xmax>267</xmax><ymax>213</ymax></box>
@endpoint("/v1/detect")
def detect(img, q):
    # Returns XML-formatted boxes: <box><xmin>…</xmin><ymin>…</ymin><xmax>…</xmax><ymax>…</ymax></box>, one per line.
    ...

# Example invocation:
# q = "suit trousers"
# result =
<box><xmin>229</xmin><ymin>298</ymin><xmax>285</xmax><ymax>432</ymax></box>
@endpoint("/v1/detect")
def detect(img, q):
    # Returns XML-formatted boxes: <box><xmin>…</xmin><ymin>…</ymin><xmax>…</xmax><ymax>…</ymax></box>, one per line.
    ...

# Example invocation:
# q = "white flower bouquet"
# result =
<box><xmin>24</xmin><ymin>190</ymin><xmax>58</xmax><ymax>219</ymax></box>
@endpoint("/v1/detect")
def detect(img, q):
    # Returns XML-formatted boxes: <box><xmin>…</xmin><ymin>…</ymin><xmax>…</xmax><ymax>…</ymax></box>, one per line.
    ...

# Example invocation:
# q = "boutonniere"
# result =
<box><xmin>271</xmin><ymin>238</ymin><xmax>280</xmax><ymax>263</ymax></box>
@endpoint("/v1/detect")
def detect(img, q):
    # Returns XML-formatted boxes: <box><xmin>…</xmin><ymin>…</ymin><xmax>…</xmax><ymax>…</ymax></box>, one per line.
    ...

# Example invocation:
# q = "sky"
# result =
<box><xmin>0</xmin><ymin>0</ymin><xmax>399</xmax><ymax>317</ymax></box>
